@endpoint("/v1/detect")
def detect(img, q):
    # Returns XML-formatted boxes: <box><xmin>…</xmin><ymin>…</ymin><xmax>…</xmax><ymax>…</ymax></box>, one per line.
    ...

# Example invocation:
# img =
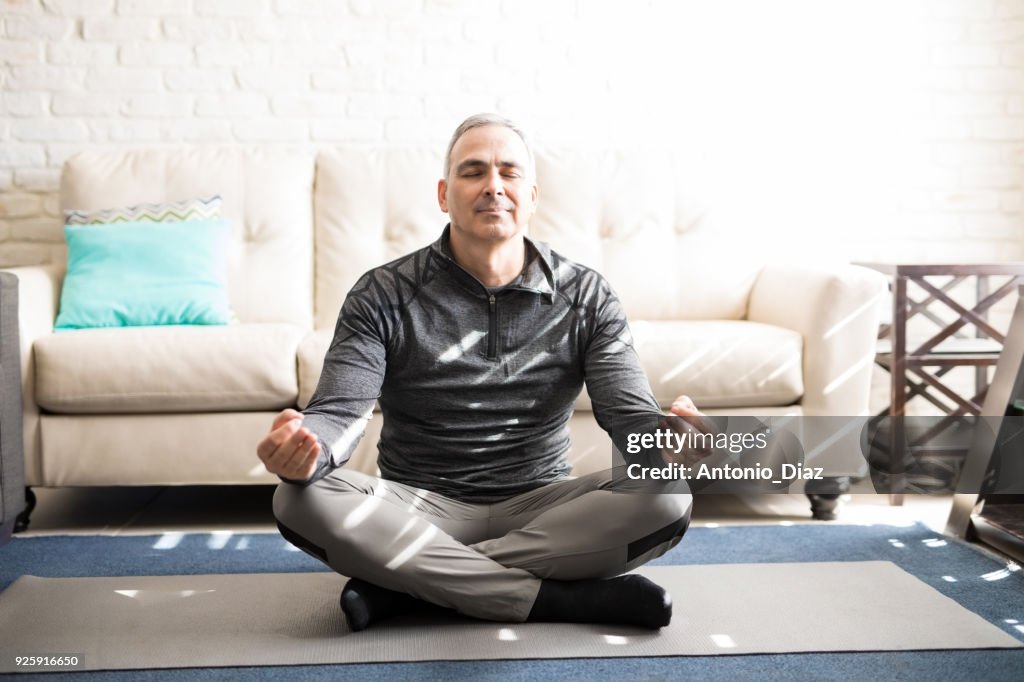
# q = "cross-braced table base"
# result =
<box><xmin>867</xmin><ymin>264</ymin><xmax>1024</xmax><ymax>503</ymax></box>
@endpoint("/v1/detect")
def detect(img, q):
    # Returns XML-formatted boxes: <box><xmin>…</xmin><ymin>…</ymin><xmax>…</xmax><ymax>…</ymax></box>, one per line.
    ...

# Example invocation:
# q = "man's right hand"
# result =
<box><xmin>257</xmin><ymin>408</ymin><xmax>322</xmax><ymax>482</ymax></box>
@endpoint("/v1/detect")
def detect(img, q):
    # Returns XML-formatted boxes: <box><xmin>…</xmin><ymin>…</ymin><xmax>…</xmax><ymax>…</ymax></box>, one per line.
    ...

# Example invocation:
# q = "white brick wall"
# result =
<box><xmin>0</xmin><ymin>0</ymin><xmax>1021</xmax><ymax>276</ymax></box>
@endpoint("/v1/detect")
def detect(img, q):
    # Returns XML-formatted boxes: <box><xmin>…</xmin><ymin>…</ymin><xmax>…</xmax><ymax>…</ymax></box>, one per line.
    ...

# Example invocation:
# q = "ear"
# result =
<box><xmin>528</xmin><ymin>182</ymin><xmax>539</xmax><ymax>216</ymax></box>
<box><xmin>437</xmin><ymin>178</ymin><xmax>449</xmax><ymax>213</ymax></box>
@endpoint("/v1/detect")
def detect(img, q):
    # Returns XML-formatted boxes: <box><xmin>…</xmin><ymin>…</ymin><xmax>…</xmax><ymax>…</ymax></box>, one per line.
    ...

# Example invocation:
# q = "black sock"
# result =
<box><xmin>527</xmin><ymin>574</ymin><xmax>672</xmax><ymax>629</ymax></box>
<box><xmin>340</xmin><ymin>578</ymin><xmax>441</xmax><ymax>632</ymax></box>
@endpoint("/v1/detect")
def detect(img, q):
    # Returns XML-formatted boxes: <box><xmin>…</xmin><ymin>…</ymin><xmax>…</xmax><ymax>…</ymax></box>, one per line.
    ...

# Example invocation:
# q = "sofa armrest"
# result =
<box><xmin>747</xmin><ymin>263</ymin><xmax>887</xmax><ymax>415</ymax></box>
<box><xmin>0</xmin><ymin>265</ymin><xmax>64</xmax><ymax>486</ymax></box>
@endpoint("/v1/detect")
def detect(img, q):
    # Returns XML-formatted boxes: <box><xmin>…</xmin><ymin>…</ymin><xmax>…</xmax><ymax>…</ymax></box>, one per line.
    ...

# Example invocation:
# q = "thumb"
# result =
<box><xmin>273</xmin><ymin>408</ymin><xmax>303</xmax><ymax>430</ymax></box>
<box><xmin>670</xmin><ymin>402</ymin><xmax>702</xmax><ymax>417</ymax></box>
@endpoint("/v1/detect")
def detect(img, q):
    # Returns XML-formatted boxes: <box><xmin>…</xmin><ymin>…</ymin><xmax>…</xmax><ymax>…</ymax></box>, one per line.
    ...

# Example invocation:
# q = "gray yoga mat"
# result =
<box><xmin>0</xmin><ymin>562</ymin><xmax>1019</xmax><ymax>672</ymax></box>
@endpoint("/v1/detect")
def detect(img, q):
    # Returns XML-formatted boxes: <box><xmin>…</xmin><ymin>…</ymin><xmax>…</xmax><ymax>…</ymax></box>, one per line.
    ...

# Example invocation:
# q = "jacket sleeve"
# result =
<box><xmin>581</xmin><ymin>276</ymin><xmax>665</xmax><ymax>465</ymax></box>
<box><xmin>285</xmin><ymin>273</ymin><xmax>389</xmax><ymax>484</ymax></box>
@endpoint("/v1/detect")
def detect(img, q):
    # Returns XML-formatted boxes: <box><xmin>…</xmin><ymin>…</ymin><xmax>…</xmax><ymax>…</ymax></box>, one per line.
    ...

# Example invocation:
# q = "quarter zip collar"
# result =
<box><xmin>430</xmin><ymin>224</ymin><xmax>556</xmax><ymax>302</ymax></box>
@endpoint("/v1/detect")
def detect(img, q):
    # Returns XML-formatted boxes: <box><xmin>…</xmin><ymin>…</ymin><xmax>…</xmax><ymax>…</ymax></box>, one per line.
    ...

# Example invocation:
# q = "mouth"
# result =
<box><xmin>475</xmin><ymin>203</ymin><xmax>511</xmax><ymax>214</ymax></box>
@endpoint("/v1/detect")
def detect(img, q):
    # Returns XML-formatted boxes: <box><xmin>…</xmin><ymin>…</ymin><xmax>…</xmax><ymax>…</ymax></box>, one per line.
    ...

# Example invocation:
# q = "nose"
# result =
<box><xmin>483</xmin><ymin>169</ymin><xmax>504</xmax><ymax>197</ymax></box>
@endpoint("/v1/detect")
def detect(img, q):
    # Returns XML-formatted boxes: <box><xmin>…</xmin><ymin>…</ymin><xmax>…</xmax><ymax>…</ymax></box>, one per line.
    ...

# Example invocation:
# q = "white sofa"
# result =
<box><xmin>3</xmin><ymin>147</ymin><xmax>886</xmax><ymax>506</ymax></box>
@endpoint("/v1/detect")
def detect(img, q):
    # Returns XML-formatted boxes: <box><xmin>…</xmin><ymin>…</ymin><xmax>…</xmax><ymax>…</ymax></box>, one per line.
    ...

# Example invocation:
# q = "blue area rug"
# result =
<box><xmin>2</xmin><ymin>522</ymin><xmax>1023</xmax><ymax>681</ymax></box>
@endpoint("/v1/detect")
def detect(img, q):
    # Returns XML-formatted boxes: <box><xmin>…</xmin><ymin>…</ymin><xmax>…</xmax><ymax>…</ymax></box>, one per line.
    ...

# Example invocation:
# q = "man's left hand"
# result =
<box><xmin>659</xmin><ymin>394</ymin><xmax>718</xmax><ymax>466</ymax></box>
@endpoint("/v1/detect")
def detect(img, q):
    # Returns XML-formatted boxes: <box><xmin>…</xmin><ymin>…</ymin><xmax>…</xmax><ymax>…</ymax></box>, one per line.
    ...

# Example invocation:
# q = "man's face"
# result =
<box><xmin>438</xmin><ymin>125</ymin><xmax>538</xmax><ymax>245</ymax></box>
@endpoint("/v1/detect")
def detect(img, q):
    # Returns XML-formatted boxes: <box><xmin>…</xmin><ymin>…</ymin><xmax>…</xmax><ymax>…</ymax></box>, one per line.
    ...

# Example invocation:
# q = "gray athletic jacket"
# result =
<box><xmin>300</xmin><ymin>225</ymin><xmax>663</xmax><ymax>502</ymax></box>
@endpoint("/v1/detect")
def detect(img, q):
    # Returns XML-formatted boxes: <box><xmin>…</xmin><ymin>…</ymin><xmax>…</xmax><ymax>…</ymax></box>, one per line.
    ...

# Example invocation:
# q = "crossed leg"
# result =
<box><xmin>272</xmin><ymin>467</ymin><xmax>692</xmax><ymax>623</ymax></box>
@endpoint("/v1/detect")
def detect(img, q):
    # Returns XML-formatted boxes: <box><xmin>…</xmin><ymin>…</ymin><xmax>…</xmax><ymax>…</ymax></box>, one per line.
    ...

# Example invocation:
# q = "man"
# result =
<box><xmin>260</xmin><ymin>113</ymin><xmax>704</xmax><ymax>632</ymax></box>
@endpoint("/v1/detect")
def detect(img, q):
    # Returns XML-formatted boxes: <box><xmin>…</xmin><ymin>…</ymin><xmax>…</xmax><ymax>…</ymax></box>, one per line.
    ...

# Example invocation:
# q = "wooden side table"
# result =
<box><xmin>863</xmin><ymin>263</ymin><xmax>1024</xmax><ymax>502</ymax></box>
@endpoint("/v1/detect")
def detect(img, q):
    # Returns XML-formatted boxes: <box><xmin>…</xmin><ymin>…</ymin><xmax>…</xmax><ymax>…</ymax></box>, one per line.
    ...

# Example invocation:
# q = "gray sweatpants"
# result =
<box><xmin>272</xmin><ymin>466</ymin><xmax>692</xmax><ymax>622</ymax></box>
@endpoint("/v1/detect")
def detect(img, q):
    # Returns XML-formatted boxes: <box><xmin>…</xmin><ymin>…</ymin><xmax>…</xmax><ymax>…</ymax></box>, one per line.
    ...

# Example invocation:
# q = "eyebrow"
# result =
<box><xmin>455</xmin><ymin>158</ymin><xmax>524</xmax><ymax>174</ymax></box>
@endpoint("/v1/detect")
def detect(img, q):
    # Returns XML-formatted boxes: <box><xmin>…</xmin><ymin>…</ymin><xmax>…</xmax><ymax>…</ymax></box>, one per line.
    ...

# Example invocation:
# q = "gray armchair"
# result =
<box><xmin>0</xmin><ymin>272</ymin><xmax>29</xmax><ymax>544</ymax></box>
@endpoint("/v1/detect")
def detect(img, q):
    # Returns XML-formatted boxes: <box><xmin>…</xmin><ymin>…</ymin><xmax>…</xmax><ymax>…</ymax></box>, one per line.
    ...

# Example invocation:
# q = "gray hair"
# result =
<box><xmin>443</xmin><ymin>113</ymin><xmax>535</xmax><ymax>180</ymax></box>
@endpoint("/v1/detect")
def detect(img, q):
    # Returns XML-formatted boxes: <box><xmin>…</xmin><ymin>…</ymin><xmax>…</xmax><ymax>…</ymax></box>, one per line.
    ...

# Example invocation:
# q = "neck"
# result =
<box><xmin>448</xmin><ymin>229</ymin><xmax>526</xmax><ymax>288</ymax></box>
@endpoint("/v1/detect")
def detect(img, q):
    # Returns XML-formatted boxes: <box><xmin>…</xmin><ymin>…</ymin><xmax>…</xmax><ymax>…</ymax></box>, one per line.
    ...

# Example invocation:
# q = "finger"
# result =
<box><xmin>274</xmin><ymin>418</ymin><xmax>304</xmax><ymax>445</ymax></box>
<box><xmin>272</xmin><ymin>409</ymin><xmax>303</xmax><ymax>431</ymax></box>
<box><xmin>665</xmin><ymin>411</ymin><xmax>717</xmax><ymax>453</ymax></box>
<box><xmin>670</xmin><ymin>403</ymin><xmax>701</xmax><ymax>417</ymax></box>
<box><xmin>260</xmin><ymin>417</ymin><xmax>299</xmax><ymax>448</ymax></box>
<box><xmin>687</xmin><ymin>415</ymin><xmax>718</xmax><ymax>439</ymax></box>
<box><xmin>278</xmin><ymin>427</ymin><xmax>316</xmax><ymax>468</ymax></box>
<box><xmin>667</xmin><ymin>406</ymin><xmax>706</xmax><ymax>433</ymax></box>
<box><xmin>257</xmin><ymin>427</ymin><xmax>288</xmax><ymax>462</ymax></box>
<box><xmin>258</xmin><ymin>417</ymin><xmax>302</xmax><ymax>460</ymax></box>
<box><xmin>673</xmin><ymin>394</ymin><xmax>696</xmax><ymax>409</ymax></box>
<box><xmin>283</xmin><ymin>425</ymin><xmax>313</xmax><ymax>453</ymax></box>
<box><xmin>260</xmin><ymin>422</ymin><xmax>306</xmax><ymax>469</ymax></box>
<box><xmin>294</xmin><ymin>441</ymin><xmax>321</xmax><ymax>479</ymax></box>
<box><xmin>670</xmin><ymin>401</ymin><xmax>714</xmax><ymax>438</ymax></box>
<box><xmin>670</xmin><ymin>396</ymin><xmax>702</xmax><ymax>417</ymax></box>
<box><xmin>280</xmin><ymin>435</ymin><xmax>321</xmax><ymax>479</ymax></box>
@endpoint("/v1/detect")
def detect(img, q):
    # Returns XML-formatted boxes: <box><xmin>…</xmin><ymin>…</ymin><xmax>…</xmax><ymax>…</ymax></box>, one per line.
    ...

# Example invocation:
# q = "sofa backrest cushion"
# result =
<box><xmin>314</xmin><ymin>148</ymin><xmax>444</xmax><ymax>329</ymax></box>
<box><xmin>61</xmin><ymin>149</ymin><xmax>315</xmax><ymax>327</ymax></box>
<box><xmin>313</xmin><ymin>147</ymin><xmax>759</xmax><ymax>329</ymax></box>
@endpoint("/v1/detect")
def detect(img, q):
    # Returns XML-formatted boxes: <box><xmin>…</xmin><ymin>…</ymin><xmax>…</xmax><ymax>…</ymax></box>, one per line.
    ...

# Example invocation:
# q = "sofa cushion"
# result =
<box><xmin>530</xmin><ymin>150</ymin><xmax>763</xmax><ymax>321</ymax></box>
<box><xmin>314</xmin><ymin>149</ymin><xmax>445</xmax><ymax>330</ymax></box>
<box><xmin>298</xmin><ymin>320</ymin><xmax>802</xmax><ymax>413</ymax></box>
<box><xmin>34</xmin><ymin>324</ymin><xmax>304</xmax><ymax>414</ymax></box>
<box><xmin>62</xmin><ymin>149</ymin><xmax>315</xmax><ymax>327</ymax></box>
<box><xmin>312</xmin><ymin>148</ymin><xmax>763</xmax><ymax>330</ymax></box>
<box><xmin>577</xmin><ymin>320</ymin><xmax>804</xmax><ymax>410</ymax></box>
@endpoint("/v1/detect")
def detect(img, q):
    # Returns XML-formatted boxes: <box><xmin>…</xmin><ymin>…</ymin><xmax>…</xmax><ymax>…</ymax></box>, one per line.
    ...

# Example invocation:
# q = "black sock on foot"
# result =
<box><xmin>340</xmin><ymin>578</ymin><xmax>439</xmax><ymax>632</ymax></box>
<box><xmin>527</xmin><ymin>574</ymin><xmax>672</xmax><ymax>629</ymax></box>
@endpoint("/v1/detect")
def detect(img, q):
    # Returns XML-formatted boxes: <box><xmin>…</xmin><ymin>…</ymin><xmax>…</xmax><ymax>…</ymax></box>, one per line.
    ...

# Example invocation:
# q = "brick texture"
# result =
<box><xmin>0</xmin><ymin>0</ymin><xmax>1021</xmax><ymax>273</ymax></box>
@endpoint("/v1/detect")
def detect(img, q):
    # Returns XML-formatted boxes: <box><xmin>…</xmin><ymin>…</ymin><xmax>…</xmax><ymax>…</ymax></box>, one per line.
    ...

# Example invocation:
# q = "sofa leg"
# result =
<box><xmin>805</xmin><ymin>476</ymin><xmax>851</xmax><ymax>521</ymax></box>
<box><xmin>13</xmin><ymin>487</ymin><xmax>36</xmax><ymax>534</ymax></box>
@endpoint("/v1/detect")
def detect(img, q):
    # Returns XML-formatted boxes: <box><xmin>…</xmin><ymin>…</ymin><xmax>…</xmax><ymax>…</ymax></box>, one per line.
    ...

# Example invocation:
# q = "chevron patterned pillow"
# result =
<box><xmin>64</xmin><ymin>196</ymin><xmax>222</xmax><ymax>225</ymax></box>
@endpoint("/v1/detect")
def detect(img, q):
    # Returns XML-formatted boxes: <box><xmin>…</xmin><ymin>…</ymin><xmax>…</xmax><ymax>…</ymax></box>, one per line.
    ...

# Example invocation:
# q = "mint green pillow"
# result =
<box><xmin>55</xmin><ymin>219</ymin><xmax>232</xmax><ymax>330</ymax></box>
